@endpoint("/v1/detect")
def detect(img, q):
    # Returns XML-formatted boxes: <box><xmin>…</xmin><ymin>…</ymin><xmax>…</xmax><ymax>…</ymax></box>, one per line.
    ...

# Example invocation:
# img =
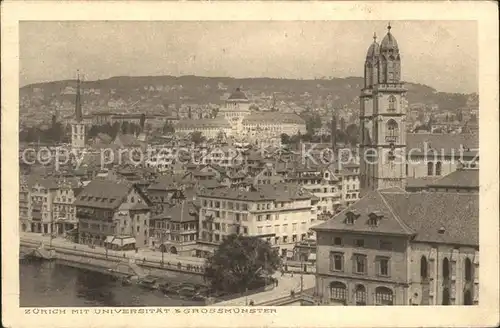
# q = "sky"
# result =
<box><xmin>20</xmin><ymin>21</ymin><xmax>478</xmax><ymax>94</ymax></box>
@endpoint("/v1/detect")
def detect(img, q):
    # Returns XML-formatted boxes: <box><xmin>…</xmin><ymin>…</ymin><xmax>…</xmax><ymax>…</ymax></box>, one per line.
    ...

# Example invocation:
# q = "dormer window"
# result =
<box><xmin>345</xmin><ymin>210</ymin><xmax>359</xmax><ymax>225</ymax></box>
<box><xmin>368</xmin><ymin>211</ymin><xmax>383</xmax><ymax>227</ymax></box>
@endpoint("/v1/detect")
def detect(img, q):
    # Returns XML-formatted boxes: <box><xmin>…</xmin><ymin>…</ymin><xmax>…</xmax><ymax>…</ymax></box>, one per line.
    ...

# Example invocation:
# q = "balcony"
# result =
<box><xmin>385</xmin><ymin>136</ymin><xmax>399</xmax><ymax>143</ymax></box>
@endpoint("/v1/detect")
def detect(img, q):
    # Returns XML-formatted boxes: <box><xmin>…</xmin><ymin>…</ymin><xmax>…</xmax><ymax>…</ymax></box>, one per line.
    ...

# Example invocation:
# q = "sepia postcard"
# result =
<box><xmin>1</xmin><ymin>1</ymin><xmax>499</xmax><ymax>327</ymax></box>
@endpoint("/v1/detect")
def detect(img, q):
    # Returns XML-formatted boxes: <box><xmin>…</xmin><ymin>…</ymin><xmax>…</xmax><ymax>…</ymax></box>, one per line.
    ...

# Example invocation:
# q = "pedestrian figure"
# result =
<box><xmin>281</xmin><ymin>269</ymin><xmax>284</xmax><ymax>277</ymax></box>
<box><xmin>123</xmin><ymin>253</ymin><xmax>126</xmax><ymax>258</ymax></box>
<box><xmin>291</xmin><ymin>271</ymin><xmax>294</xmax><ymax>277</ymax></box>
<box><xmin>275</xmin><ymin>279</ymin><xmax>279</xmax><ymax>287</ymax></box>
<box><xmin>249</xmin><ymin>300</ymin><xmax>254</xmax><ymax>306</ymax></box>
<box><xmin>143</xmin><ymin>257</ymin><xmax>146</xmax><ymax>264</ymax></box>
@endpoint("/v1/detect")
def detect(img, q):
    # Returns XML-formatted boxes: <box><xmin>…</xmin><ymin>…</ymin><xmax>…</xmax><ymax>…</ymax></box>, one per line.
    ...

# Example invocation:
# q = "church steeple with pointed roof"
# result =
<box><xmin>359</xmin><ymin>23</ymin><xmax>407</xmax><ymax>195</ymax></box>
<box><xmin>71</xmin><ymin>70</ymin><xmax>86</xmax><ymax>150</ymax></box>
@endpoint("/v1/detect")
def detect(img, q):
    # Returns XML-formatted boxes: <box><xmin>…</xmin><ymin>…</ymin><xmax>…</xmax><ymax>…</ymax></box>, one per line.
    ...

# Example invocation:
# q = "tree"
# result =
<box><xmin>189</xmin><ymin>131</ymin><xmax>205</xmax><ymax>145</ymax></box>
<box><xmin>280</xmin><ymin>133</ymin><xmax>290</xmax><ymax>144</ymax></box>
<box><xmin>345</xmin><ymin>123</ymin><xmax>359</xmax><ymax>146</ymax></box>
<box><xmin>204</xmin><ymin>234</ymin><xmax>281</xmax><ymax>294</ymax></box>
<box><xmin>163</xmin><ymin>121</ymin><xmax>175</xmax><ymax>134</ymax></box>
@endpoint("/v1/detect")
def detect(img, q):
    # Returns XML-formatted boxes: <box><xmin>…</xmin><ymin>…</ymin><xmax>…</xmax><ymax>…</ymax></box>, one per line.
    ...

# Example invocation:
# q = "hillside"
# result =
<box><xmin>19</xmin><ymin>75</ymin><xmax>473</xmax><ymax>124</ymax></box>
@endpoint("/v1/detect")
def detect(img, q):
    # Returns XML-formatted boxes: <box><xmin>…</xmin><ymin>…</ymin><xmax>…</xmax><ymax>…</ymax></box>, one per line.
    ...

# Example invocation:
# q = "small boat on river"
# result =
<box><xmin>137</xmin><ymin>276</ymin><xmax>157</xmax><ymax>290</ymax></box>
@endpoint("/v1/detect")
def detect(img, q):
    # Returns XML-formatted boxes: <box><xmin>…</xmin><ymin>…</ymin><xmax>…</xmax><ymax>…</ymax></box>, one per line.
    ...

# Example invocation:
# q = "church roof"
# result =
<box><xmin>313</xmin><ymin>189</ymin><xmax>479</xmax><ymax>246</ymax></box>
<box><xmin>366</xmin><ymin>41</ymin><xmax>380</xmax><ymax>58</ymax></box>
<box><xmin>380</xmin><ymin>24</ymin><xmax>399</xmax><ymax>51</ymax></box>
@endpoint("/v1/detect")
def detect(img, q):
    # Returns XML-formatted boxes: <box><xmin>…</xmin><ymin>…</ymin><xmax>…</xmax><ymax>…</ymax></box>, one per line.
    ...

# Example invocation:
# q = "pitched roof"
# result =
<box><xmin>406</xmin><ymin>177</ymin><xmax>439</xmax><ymax>188</ymax></box>
<box><xmin>406</xmin><ymin>133</ymin><xmax>478</xmax><ymax>155</ymax></box>
<box><xmin>176</xmin><ymin>117</ymin><xmax>231</xmax><ymax>129</ymax></box>
<box><xmin>312</xmin><ymin>190</ymin><xmax>414</xmax><ymax>236</ymax></box>
<box><xmin>227</xmin><ymin>88</ymin><xmax>248</xmax><ymax>101</ymax></box>
<box><xmin>243</xmin><ymin>112</ymin><xmax>305</xmax><ymax>125</ymax></box>
<box><xmin>429</xmin><ymin>169</ymin><xmax>479</xmax><ymax>189</ymax></box>
<box><xmin>198</xmin><ymin>183</ymin><xmax>312</xmax><ymax>202</ymax></box>
<box><xmin>381</xmin><ymin>191</ymin><xmax>478</xmax><ymax>246</ymax></box>
<box><xmin>147</xmin><ymin>174</ymin><xmax>183</xmax><ymax>191</ymax></box>
<box><xmin>313</xmin><ymin>189</ymin><xmax>479</xmax><ymax>246</ymax></box>
<box><xmin>74</xmin><ymin>179</ymin><xmax>132</xmax><ymax>209</ymax></box>
<box><xmin>153</xmin><ymin>201</ymin><xmax>198</xmax><ymax>222</ymax></box>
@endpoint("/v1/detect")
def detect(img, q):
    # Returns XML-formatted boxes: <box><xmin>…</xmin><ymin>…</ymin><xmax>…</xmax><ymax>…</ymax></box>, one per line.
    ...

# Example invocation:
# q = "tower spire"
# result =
<box><xmin>75</xmin><ymin>69</ymin><xmax>82</xmax><ymax>122</ymax></box>
<box><xmin>373</xmin><ymin>32</ymin><xmax>377</xmax><ymax>42</ymax></box>
<box><xmin>387</xmin><ymin>22</ymin><xmax>392</xmax><ymax>32</ymax></box>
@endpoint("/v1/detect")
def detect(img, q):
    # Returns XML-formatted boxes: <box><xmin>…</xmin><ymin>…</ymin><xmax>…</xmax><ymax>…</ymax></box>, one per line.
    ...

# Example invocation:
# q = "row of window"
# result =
<box><xmin>332</xmin><ymin>237</ymin><xmax>393</xmax><ymax>250</ymax></box>
<box><xmin>155</xmin><ymin>232</ymin><xmax>197</xmax><ymax>242</ymax></box>
<box><xmin>329</xmin><ymin>282</ymin><xmax>394</xmax><ymax>305</ymax></box>
<box><xmin>155</xmin><ymin>222</ymin><xmax>196</xmax><ymax>231</ymax></box>
<box><xmin>202</xmin><ymin>199</ymin><xmax>250</xmax><ymax>211</ymax></box>
<box><xmin>257</xmin><ymin>222</ymin><xmax>308</xmax><ymax>234</ymax></box>
<box><xmin>330</xmin><ymin>252</ymin><xmax>391</xmax><ymax>277</ymax></box>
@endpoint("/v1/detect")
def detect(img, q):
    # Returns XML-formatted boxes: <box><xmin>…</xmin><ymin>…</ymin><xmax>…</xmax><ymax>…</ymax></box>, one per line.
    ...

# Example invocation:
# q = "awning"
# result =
<box><xmin>105</xmin><ymin>236</ymin><xmax>114</xmax><ymax>243</ymax></box>
<box><xmin>308</xmin><ymin>253</ymin><xmax>317</xmax><ymax>261</ymax></box>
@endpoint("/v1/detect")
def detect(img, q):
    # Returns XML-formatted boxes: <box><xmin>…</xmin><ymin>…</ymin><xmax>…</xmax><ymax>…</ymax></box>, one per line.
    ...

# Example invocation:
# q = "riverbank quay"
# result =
<box><xmin>213</xmin><ymin>273</ymin><xmax>316</xmax><ymax>306</ymax></box>
<box><xmin>20</xmin><ymin>233</ymin><xmax>206</xmax><ymax>284</ymax></box>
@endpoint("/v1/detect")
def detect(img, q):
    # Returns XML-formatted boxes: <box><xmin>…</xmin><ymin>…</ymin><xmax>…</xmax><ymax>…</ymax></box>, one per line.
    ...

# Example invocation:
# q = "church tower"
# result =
<box><xmin>71</xmin><ymin>71</ymin><xmax>86</xmax><ymax>150</ymax></box>
<box><xmin>359</xmin><ymin>24</ymin><xmax>407</xmax><ymax>196</ymax></box>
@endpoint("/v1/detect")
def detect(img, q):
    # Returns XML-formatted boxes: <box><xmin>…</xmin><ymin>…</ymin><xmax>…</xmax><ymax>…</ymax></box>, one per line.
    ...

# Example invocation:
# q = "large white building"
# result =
<box><xmin>175</xmin><ymin>88</ymin><xmax>306</xmax><ymax>142</ymax></box>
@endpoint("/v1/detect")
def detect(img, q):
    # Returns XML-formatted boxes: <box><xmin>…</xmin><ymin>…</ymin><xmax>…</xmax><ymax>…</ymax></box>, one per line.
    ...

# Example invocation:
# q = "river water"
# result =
<box><xmin>20</xmin><ymin>259</ymin><xmax>205</xmax><ymax>307</ymax></box>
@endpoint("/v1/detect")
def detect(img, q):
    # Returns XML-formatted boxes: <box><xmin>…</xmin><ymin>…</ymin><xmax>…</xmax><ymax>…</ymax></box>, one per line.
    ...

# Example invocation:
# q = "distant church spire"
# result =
<box><xmin>387</xmin><ymin>22</ymin><xmax>392</xmax><ymax>32</ymax></box>
<box><xmin>75</xmin><ymin>70</ymin><xmax>83</xmax><ymax>122</ymax></box>
<box><xmin>373</xmin><ymin>32</ymin><xmax>377</xmax><ymax>42</ymax></box>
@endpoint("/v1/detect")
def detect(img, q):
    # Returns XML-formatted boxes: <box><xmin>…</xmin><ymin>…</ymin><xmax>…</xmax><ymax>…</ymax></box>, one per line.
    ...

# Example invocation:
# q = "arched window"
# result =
<box><xmin>420</xmin><ymin>256</ymin><xmax>428</xmax><ymax>280</ymax></box>
<box><xmin>355</xmin><ymin>285</ymin><xmax>367</xmax><ymax>305</ymax></box>
<box><xmin>427</xmin><ymin>162</ymin><xmax>434</xmax><ymax>176</ymax></box>
<box><xmin>442</xmin><ymin>288</ymin><xmax>451</xmax><ymax>305</ymax></box>
<box><xmin>329</xmin><ymin>281</ymin><xmax>347</xmax><ymax>304</ymax></box>
<box><xmin>436</xmin><ymin>162</ymin><xmax>442</xmax><ymax>176</ymax></box>
<box><xmin>386</xmin><ymin>119</ymin><xmax>399</xmax><ymax>136</ymax></box>
<box><xmin>465</xmin><ymin>258</ymin><xmax>473</xmax><ymax>282</ymax></box>
<box><xmin>442</xmin><ymin>257</ymin><xmax>450</xmax><ymax>280</ymax></box>
<box><xmin>375</xmin><ymin>286</ymin><xmax>394</xmax><ymax>305</ymax></box>
<box><xmin>388</xmin><ymin>96</ymin><xmax>397</xmax><ymax>111</ymax></box>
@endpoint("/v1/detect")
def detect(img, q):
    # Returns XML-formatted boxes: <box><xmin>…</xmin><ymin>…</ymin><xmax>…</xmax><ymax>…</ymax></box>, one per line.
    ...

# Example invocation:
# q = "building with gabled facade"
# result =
<box><xmin>52</xmin><ymin>178</ymin><xmax>82</xmax><ymax>237</ymax></box>
<box><xmin>149</xmin><ymin>200</ymin><xmax>199</xmax><ymax>256</ymax></box>
<box><xmin>19</xmin><ymin>175</ymin><xmax>32</xmax><ymax>233</ymax></box>
<box><xmin>74</xmin><ymin>179</ymin><xmax>152</xmax><ymax>249</ymax></box>
<box><xmin>312</xmin><ymin>188</ymin><xmax>478</xmax><ymax>306</ymax></box>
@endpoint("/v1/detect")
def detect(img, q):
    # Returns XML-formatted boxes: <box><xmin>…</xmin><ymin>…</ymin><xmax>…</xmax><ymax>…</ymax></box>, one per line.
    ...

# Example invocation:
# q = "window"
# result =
<box><xmin>442</xmin><ymin>287</ymin><xmax>450</xmax><ymax>305</ymax></box>
<box><xmin>354</xmin><ymin>239</ymin><xmax>364</xmax><ymax>247</ymax></box>
<box><xmin>420</xmin><ymin>256</ymin><xmax>428</xmax><ymax>280</ymax></box>
<box><xmin>330</xmin><ymin>252</ymin><xmax>344</xmax><ymax>271</ymax></box>
<box><xmin>257</xmin><ymin>215</ymin><xmax>263</xmax><ymax>221</ymax></box>
<box><xmin>377</xmin><ymin>257</ymin><xmax>390</xmax><ymax>276</ymax></box>
<box><xmin>353</xmin><ymin>254</ymin><xmax>367</xmax><ymax>274</ymax></box>
<box><xmin>436</xmin><ymin>161</ymin><xmax>442</xmax><ymax>176</ymax></box>
<box><xmin>386</xmin><ymin>119</ymin><xmax>398</xmax><ymax>137</ymax></box>
<box><xmin>257</xmin><ymin>226</ymin><xmax>263</xmax><ymax>234</ymax></box>
<box><xmin>333</xmin><ymin>237</ymin><xmax>343</xmax><ymax>246</ymax></box>
<box><xmin>329</xmin><ymin>282</ymin><xmax>347</xmax><ymax>303</ymax></box>
<box><xmin>375</xmin><ymin>287</ymin><xmax>394</xmax><ymax>305</ymax></box>
<box><xmin>427</xmin><ymin>162</ymin><xmax>434</xmax><ymax>176</ymax></box>
<box><xmin>379</xmin><ymin>240</ymin><xmax>393</xmax><ymax>251</ymax></box>
<box><xmin>465</xmin><ymin>258</ymin><xmax>473</xmax><ymax>282</ymax></box>
<box><xmin>443</xmin><ymin>257</ymin><xmax>450</xmax><ymax>280</ymax></box>
<box><xmin>292</xmin><ymin>223</ymin><xmax>297</xmax><ymax>232</ymax></box>
<box><xmin>355</xmin><ymin>285</ymin><xmax>367</xmax><ymax>305</ymax></box>
<box><xmin>388</xmin><ymin>96</ymin><xmax>396</xmax><ymax>111</ymax></box>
